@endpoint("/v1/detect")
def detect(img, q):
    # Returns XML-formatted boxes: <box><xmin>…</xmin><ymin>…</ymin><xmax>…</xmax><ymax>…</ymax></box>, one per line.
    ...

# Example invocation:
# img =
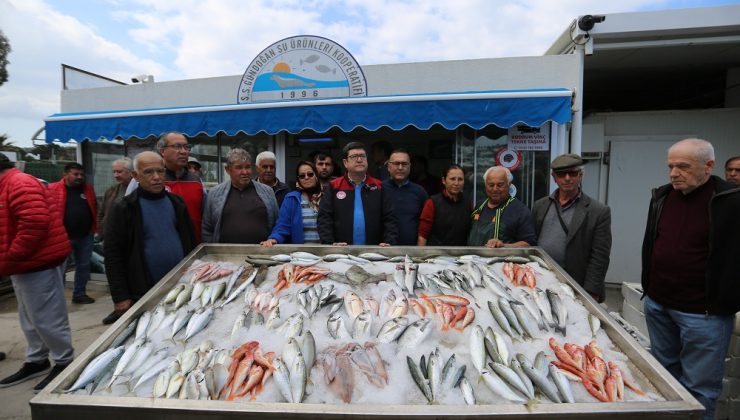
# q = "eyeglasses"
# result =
<box><xmin>298</xmin><ymin>172</ymin><xmax>315</xmax><ymax>179</ymax></box>
<box><xmin>346</xmin><ymin>154</ymin><xmax>367</xmax><ymax>161</ymax></box>
<box><xmin>554</xmin><ymin>170</ymin><xmax>581</xmax><ymax>178</ymax></box>
<box><xmin>162</xmin><ymin>144</ymin><xmax>191</xmax><ymax>151</ymax></box>
<box><xmin>389</xmin><ymin>161</ymin><xmax>410</xmax><ymax>167</ymax></box>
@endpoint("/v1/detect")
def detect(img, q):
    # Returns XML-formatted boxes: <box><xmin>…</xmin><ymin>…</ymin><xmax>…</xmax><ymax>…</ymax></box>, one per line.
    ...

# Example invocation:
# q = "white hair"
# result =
<box><xmin>255</xmin><ymin>151</ymin><xmax>276</xmax><ymax>166</ymax></box>
<box><xmin>669</xmin><ymin>138</ymin><xmax>715</xmax><ymax>162</ymax></box>
<box><xmin>133</xmin><ymin>151</ymin><xmax>163</xmax><ymax>172</ymax></box>
<box><xmin>483</xmin><ymin>166</ymin><xmax>513</xmax><ymax>184</ymax></box>
<box><xmin>113</xmin><ymin>157</ymin><xmax>133</xmax><ymax>171</ymax></box>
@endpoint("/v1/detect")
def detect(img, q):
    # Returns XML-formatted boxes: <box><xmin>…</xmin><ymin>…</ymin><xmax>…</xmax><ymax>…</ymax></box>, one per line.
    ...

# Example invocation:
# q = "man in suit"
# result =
<box><xmin>532</xmin><ymin>154</ymin><xmax>612</xmax><ymax>302</ymax></box>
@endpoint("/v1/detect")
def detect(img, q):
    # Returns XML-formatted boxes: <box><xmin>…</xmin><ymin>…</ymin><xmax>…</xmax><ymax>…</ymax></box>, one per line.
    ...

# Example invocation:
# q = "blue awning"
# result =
<box><xmin>44</xmin><ymin>89</ymin><xmax>572</xmax><ymax>143</ymax></box>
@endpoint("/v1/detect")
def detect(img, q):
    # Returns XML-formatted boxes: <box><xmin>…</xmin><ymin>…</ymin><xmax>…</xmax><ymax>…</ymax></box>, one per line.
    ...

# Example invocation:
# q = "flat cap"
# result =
<box><xmin>187</xmin><ymin>156</ymin><xmax>201</xmax><ymax>166</ymax></box>
<box><xmin>551</xmin><ymin>153</ymin><xmax>583</xmax><ymax>172</ymax></box>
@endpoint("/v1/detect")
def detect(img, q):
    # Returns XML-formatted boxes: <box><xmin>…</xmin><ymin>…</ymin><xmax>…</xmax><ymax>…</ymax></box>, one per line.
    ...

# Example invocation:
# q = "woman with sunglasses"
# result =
<box><xmin>261</xmin><ymin>161</ymin><xmax>323</xmax><ymax>247</ymax></box>
<box><xmin>417</xmin><ymin>164</ymin><xmax>472</xmax><ymax>246</ymax></box>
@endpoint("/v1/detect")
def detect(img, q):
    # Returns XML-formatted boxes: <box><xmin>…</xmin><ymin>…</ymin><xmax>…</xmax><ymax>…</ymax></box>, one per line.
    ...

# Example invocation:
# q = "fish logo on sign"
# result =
<box><xmin>237</xmin><ymin>35</ymin><xmax>367</xmax><ymax>103</ymax></box>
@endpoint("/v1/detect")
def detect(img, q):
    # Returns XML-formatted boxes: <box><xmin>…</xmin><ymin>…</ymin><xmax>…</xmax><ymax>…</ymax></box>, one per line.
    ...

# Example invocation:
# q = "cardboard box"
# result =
<box><xmin>621</xmin><ymin>282</ymin><xmax>644</xmax><ymax>312</ymax></box>
<box><xmin>622</xmin><ymin>300</ymin><xmax>649</xmax><ymax>339</ymax></box>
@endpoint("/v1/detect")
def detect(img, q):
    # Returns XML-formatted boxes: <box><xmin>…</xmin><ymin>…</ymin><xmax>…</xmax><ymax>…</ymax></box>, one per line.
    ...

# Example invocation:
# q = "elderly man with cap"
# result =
<box><xmin>532</xmin><ymin>154</ymin><xmax>611</xmax><ymax>302</ymax></box>
<box><xmin>187</xmin><ymin>156</ymin><xmax>203</xmax><ymax>179</ymax></box>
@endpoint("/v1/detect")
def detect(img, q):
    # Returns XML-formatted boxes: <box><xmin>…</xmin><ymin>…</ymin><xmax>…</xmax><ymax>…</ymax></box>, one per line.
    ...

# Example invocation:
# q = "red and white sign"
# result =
<box><xmin>508</xmin><ymin>123</ymin><xmax>550</xmax><ymax>151</ymax></box>
<box><xmin>495</xmin><ymin>147</ymin><xmax>522</xmax><ymax>172</ymax></box>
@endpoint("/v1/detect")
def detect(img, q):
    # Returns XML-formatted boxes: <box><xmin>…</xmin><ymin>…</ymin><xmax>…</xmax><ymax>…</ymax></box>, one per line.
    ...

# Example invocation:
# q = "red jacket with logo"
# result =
<box><xmin>0</xmin><ymin>168</ymin><xmax>72</xmax><ymax>275</ymax></box>
<box><xmin>48</xmin><ymin>178</ymin><xmax>98</xmax><ymax>235</ymax></box>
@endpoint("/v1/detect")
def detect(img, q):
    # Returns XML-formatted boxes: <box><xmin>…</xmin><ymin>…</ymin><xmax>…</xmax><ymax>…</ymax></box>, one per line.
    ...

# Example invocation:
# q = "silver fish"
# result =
<box><xmin>376</xmin><ymin>316</ymin><xmax>409</xmax><ymax>343</ymax></box>
<box><xmin>171</xmin><ymin>307</ymin><xmax>194</xmax><ymax>338</ymax></box>
<box><xmin>498</xmin><ymin>298</ymin><xmax>524</xmax><ymax>337</ymax></box>
<box><xmin>66</xmin><ymin>346</ymin><xmax>124</xmax><ymax>393</ymax></box>
<box><xmin>231</xmin><ymin>310</ymin><xmax>248</xmax><ymax>338</ymax></box>
<box><xmin>481</xmin><ymin>369</ymin><xmax>526</xmax><ymax>403</ymax></box>
<box><xmin>487</xmin><ymin>300</ymin><xmax>514</xmax><ymax>337</ymax></box>
<box><xmin>220</xmin><ymin>269</ymin><xmax>257</xmax><ymax>307</ymax></box>
<box><xmin>469</xmin><ymin>325</ymin><xmax>486</xmax><ymax>373</ymax></box>
<box><xmin>322</xmin><ymin>253</ymin><xmax>348</xmax><ymax>262</ymax></box>
<box><xmin>200</xmin><ymin>284</ymin><xmax>212</xmax><ymax>308</ymax></box>
<box><xmin>534</xmin><ymin>351</ymin><xmax>550</xmax><ymax>377</ymax></box>
<box><xmin>133</xmin><ymin>357</ymin><xmax>171</xmax><ymax>391</ymax></box>
<box><xmin>521</xmin><ymin>290</ymin><xmax>548</xmax><ymax>331</ymax></box>
<box><xmin>518</xmin><ymin>354</ymin><xmax>562</xmax><ymax>403</ymax></box>
<box><xmin>110</xmin><ymin>320</ymin><xmax>137</xmax><ymax>349</ymax></box>
<box><xmin>273</xmin><ymin>358</ymin><xmax>293</xmax><ymax>403</ymax></box>
<box><xmin>108</xmin><ymin>338</ymin><xmax>145</xmax><ymax>388</ymax></box>
<box><xmin>166</xmin><ymin>372</ymin><xmax>185</xmax><ymax>398</ymax></box>
<box><xmin>290</xmin><ymin>352</ymin><xmax>307</xmax><ymax>403</ymax></box>
<box><xmin>223</xmin><ymin>264</ymin><xmax>245</xmax><ymax>298</ymax></box>
<box><xmin>266</xmin><ymin>306</ymin><xmax>281</xmax><ymax>329</ymax></box>
<box><xmin>270</xmin><ymin>254</ymin><xmax>292</xmax><ymax>262</ymax></box>
<box><xmin>407</xmin><ymin>356</ymin><xmax>433</xmax><ymax>403</ymax></box>
<box><xmin>404</xmin><ymin>263</ymin><xmax>418</xmax><ymax>295</ymax></box>
<box><xmin>357</xmin><ymin>252</ymin><xmax>389</xmax><ymax>261</ymax></box>
<box><xmin>427</xmin><ymin>351</ymin><xmax>442</xmax><ymax>402</ymax></box>
<box><xmin>301</xmin><ymin>331</ymin><xmax>316</xmax><ymax>369</ymax></box>
<box><xmin>351</xmin><ymin>310</ymin><xmax>372</xmax><ymax>338</ymax></box>
<box><xmin>559</xmin><ymin>282</ymin><xmax>576</xmax><ymax>300</ymax></box>
<box><xmin>484</xmin><ymin>337</ymin><xmax>505</xmax><ymax>365</ymax></box>
<box><xmin>191</xmin><ymin>281</ymin><xmax>205</xmax><ymax>303</ymax></box>
<box><xmin>549</xmin><ymin>363</ymin><xmax>575</xmax><ymax>403</ymax></box>
<box><xmin>529</xmin><ymin>254</ymin><xmax>551</xmax><ymax>270</ymax></box>
<box><xmin>489</xmin><ymin>361</ymin><xmax>534</xmax><ymax>400</ymax></box>
<box><xmin>534</xmin><ymin>288</ymin><xmax>556</xmax><ymax>329</ymax></box>
<box><xmin>163</xmin><ymin>284</ymin><xmax>185</xmax><ymax>304</ymax></box>
<box><xmin>327</xmin><ymin>313</ymin><xmax>348</xmax><ymax>339</ymax></box>
<box><xmin>146</xmin><ymin>304</ymin><xmax>167</xmax><ymax>337</ymax></box>
<box><xmin>152</xmin><ymin>369</ymin><xmax>171</xmax><ymax>398</ymax></box>
<box><xmin>174</xmin><ymin>284</ymin><xmax>192</xmax><ymax>309</ymax></box>
<box><xmin>279</xmin><ymin>313</ymin><xmax>304</xmax><ymax>338</ymax></box>
<box><xmin>283</xmin><ymin>337</ymin><xmax>302</xmax><ymax>368</ymax></box>
<box><xmin>547</xmin><ymin>289</ymin><xmax>567</xmax><ymax>336</ymax></box>
<box><xmin>493</xmin><ymin>331</ymin><xmax>510</xmax><ymax>365</ymax></box>
<box><xmin>510</xmin><ymin>301</ymin><xmax>538</xmax><ymax>339</ymax></box>
<box><xmin>184</xmin><ymin>307</ymin><xmax>213</xmax><ymax>341</ymax></box>
<box><xmin>290</xmin><ymin>251</ymin><xmax>321</xmax><ymax>260</ymax></box>
<box><xmin>398</xmin><ymin>318</ymin><xmax>431</xmax><ymax>348</ymax></box>
<box><xmin>509</xmin><ymin>358</ymin><xmax>535</xmax><ymax>400</ymax></box>
<box><xmin>135</xmin><ymin>311</ymin><xmax>152</xmax><ymax>341</ymax></box>
<box><xmin>347</xmin><ymin>254</ymin><xmax>371</xmax><ymax>264</ymax></box>
<box><xmin>209</xmin><ymin>281</ymin><xmax>226</xmax><ymax>305</ymax></box>
<box><xmin>393</xmin><ymin>264</ymin><xmax>406</xmax><ymax>290</ymax></box>
<box><xmin>123</xmin><ymin>341</ymin><xmax>155</xmax><ymax>376</ymax></box>
<box><xmin>459</xmin><ymin>376</ymin><xmax>476</xmax><ymax>405</ymax></box>
<box><xmin>588</xmin><ymin>313</ymin><xmax>601</xmax><ymax>338</ymax></box>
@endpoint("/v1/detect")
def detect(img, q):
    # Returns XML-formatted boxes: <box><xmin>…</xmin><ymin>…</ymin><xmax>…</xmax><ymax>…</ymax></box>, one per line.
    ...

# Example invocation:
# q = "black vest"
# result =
<box><xmin>428</xmin><ymin>193</ymin><xmax>471</xmax><ymax>246</ymax></box>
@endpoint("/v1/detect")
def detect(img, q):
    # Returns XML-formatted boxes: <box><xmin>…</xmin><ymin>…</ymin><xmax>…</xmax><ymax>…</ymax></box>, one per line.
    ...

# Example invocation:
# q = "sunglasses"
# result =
<box><xmin>298</xmin><ymin>172</ymin><xmax>316</xmax><ymax>179</ymax></box>
<box><xmin>554</xmin><ymin>169</ymin><xmax>581</xmax><ymax>178</ymax></box>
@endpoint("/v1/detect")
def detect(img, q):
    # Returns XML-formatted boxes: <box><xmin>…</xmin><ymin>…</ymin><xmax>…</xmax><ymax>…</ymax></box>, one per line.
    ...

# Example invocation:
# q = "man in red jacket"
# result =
<box><xmin>0</xmin><ymin>154</ymin><xmax>74</xmax><ymax>392</ymax></box>
<box><xmin>49</xmin><ymin>163</ymin><xmax>98</xmax><ymax>304</ymax></box>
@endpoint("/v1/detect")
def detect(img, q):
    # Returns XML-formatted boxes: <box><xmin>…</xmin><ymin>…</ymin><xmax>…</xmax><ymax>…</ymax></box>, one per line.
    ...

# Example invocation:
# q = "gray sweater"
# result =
<box><xmin>202</xmin><ymin>180</ymin><xmax>279</xmax><ymax>243</ymax></box>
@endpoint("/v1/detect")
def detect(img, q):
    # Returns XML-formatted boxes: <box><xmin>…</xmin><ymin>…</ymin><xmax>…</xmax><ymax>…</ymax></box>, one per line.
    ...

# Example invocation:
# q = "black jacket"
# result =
<box><xmin>317</xmin><ymin>174</ymin><xmax>398</xmax><ymax>245</ymax></box>
<box><xmin>641</xmin><ymin>176</ymin><xmax>740</xmax><ymax>315</ymax></box>
<box><xmin>104</xmin><ymin>189</ymin><xmax>196</xmax><ymax>303</ymax></box>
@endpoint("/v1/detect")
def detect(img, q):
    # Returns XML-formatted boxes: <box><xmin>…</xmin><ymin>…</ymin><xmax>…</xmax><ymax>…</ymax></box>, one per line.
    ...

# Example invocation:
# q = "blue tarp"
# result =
<box><xmin>44</xmin><ymin>89</ymin><xmax>572</xmax><ymax>143</ymax></box>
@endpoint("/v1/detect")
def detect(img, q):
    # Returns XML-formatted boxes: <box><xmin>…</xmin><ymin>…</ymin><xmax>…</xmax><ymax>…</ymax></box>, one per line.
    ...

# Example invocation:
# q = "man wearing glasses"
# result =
<box><xmin>382</xmin><ymin>149</ymin><xmax>427</xmax><ymax>245</ymax></box>
<box><xmin>126</xmin><ymin>131</ymin><xmax>205</xmax><ymax>242</ymax></box>
<box><xmin>532</xmin><ymin>154</ymin><xmax>612</xmax><ymax>303</ymax></box>
<box><xmin>318</xmin><ymin>142</ymin><xmax>398</xmax><ymax>246</ymax></box>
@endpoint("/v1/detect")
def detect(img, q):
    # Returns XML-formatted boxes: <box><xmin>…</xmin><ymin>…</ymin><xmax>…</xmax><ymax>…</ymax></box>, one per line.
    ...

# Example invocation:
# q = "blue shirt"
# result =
<box><xmin>138</xmin><ymin>190</ymin><xmax>184</xmax><ymax>284</ymax></box>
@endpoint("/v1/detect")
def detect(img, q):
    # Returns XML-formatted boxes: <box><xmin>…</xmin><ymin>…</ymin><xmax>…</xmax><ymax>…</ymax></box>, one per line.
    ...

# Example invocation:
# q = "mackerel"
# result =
<box><xmin>498</xmin><ymin>298</ymin><xmax>524</xmax><ymax>337</ymax></box>
<box><xmin>223</xmin><ymin>264</ymin><xmax>246</xmax><ymax>298</ymax></box>
<box><xmin>135</xmin><ymin>311</ymin><xmax>152</xmax><ymax>341</ymax></box>
<box><xmin>521</xmin><ymin>290</ymin><xmax>548</xmax><ymax>331</ymax></box>
<box><xmin>427</xmin><ymin>351</ymin><xmax>442</xmax><ymax>402</ymax></box>
<box><xmin>549</xmin><ymin>363</ymin><xmax>575</xmax><ymax>403</ymax></box>
<box><xmin>546</xmin><ymin>289</ymin><xmax>568</xmax><ymax>336</ymax></box>
<box><xmin>489</xmin><ymin>361</ymin><xmax>534</xmax><ymax>400</ymax></box>
<box><xmin>469</xmin><ymin>325</ymin><xmax>486</xmax><ymax>374</ymax></box>
<box><xmin>407</xmin><ymin>356</ymin><xmax>433</xmax><ymax>403</ymax></box>
<box><xmin>533</xmin><ymin>288</ymin><xmax>557</xmax><ymax>329</ymax></box>
<box><xmin>484</xmin><ymin>337</ymin><xmax>505</xmax><ymax>365</ymax></box>
<box><xmin>510</xmin><ymin>301</ymin><xmax>538</xmax><ymax>339</ymax></box>
<box><xmin>509</xmin><ymin>358</ymin><xmax>535</xmax><ymax>401</ymax></box>
<box><xmin>481</xmin><ymin>369</ymin><xmax>526</xmax><ymax>403</ymax></box>
<box><xmin>533</xmin><ymin>351</ymin><xmax>550</xmax><ymax>377</ymax></box>
<box><xmin>171</xmin><ymin>307</ymin><xmax>194</xmax><ymax>338</ymax></box>
<box><xmin>66</xmin><ymin>346</ymin><xmax>125</xmax><ymax>393</ymax></box>
<box><xmin>110</xmin><ymin>320</ymin><xmax>137</xmax><ymax>349</ymax></box>
<box><xmin>133</xmin><ymin>358</ymin><xmax>172</xmax><ymax>391</ymax></box>
<box><xmin>184</xmin><ymin>307</ymin><xmax>213</xmax><ymax>341</ymax></box>
<box><xmin>487</xmin><ymin>300</ymin><xmax>514</xmax><ymax>337</ymax></box>
<box><xmin>518</xmin><ymin>354</ymin><xmax>562</xmax><ymax>403</ymax></box>
<box><xmin>108</xmin><ymin>338</ymin><xmax>145</xmax><ymax>388</ymax></box>
<box><xmin>123</xmin><ymin>341</ymin><xmax>154</xmax><ymax>376</ymax></box>
<box><xmin>220</xmin><ymin>269</ymin><xmax>258</xmax><ymax>307</ymax></box>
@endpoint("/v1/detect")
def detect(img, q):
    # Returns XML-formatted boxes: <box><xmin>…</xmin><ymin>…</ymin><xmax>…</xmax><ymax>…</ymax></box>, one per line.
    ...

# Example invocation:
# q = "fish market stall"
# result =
<box><xmin>31</xmin><ymin>245</ymin><xmax>703</xmax><ymax>419</ymax></box>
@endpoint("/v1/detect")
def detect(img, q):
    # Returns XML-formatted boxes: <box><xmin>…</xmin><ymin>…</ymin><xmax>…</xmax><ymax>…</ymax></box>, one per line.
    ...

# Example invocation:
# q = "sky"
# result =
<box><xmin>1</xmin><ymin>0</ymin><xmax>738</xmax><ymax>148</ymax></box>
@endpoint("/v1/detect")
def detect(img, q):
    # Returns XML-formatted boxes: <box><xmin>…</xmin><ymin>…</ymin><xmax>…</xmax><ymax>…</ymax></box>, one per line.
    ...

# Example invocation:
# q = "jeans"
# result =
<box><xmin>644</xmin><ymin>295</ymin><xmax>733</xmax><ymax>420</ymax></box>
<box><xmin>68</xmin><ymin>233</ymin><xmax>94</xmax><ymax>298</ymax></box>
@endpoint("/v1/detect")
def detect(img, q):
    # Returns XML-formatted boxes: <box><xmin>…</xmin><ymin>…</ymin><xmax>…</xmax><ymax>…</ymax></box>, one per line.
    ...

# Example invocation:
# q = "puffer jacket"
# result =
<box><xmin>48</xmin><ymin>178</ymin><xmax>98</xmax><ymax>234</ymax></box>
<box><xmin>0</xmin><ymin>168</ymin><xmax>71</xmax><ymax>275</ymax></box>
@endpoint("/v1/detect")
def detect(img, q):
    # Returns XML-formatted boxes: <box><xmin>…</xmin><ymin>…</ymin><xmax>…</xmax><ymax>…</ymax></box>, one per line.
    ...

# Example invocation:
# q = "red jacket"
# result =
<box><xmin>0</xmin><ymin>168</ymin><xmax>72</xmax><ymax>276</ymax></box>
<box><xmin>48</xmin><ymin>178</ymin><xmax>98</xmax><ymax>235</ymax></box>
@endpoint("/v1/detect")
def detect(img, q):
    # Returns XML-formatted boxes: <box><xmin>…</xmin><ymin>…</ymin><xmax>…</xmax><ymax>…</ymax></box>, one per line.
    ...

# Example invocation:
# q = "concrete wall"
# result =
<box><xmin>59</xmin><ymin>55</ymin><xmax>579</xmax><ymax>113</ymax></box>
<box><xmin>583</xmin><ymin>107</ymin><xmax>740</xmax><ymax>284</ymax></box>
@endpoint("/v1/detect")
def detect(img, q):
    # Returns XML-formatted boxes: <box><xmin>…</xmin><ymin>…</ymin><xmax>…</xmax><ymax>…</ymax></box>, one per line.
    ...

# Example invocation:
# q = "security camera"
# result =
<box><xmin>131</xmin><ymin>74</ymin><xmax>154</xmax><ymax>83</ymax></box>
<box><xmin>578</xmin><ymin>15</ymin><xmax>605</xmax><ymax>32</ymax></box>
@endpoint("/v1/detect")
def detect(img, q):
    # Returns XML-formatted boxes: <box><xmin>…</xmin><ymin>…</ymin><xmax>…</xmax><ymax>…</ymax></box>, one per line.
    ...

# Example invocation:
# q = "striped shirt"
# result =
<box><xmin>301</xmin><ymin>195</ymin><xmax>320</xmax><ymax>243</ymax></box>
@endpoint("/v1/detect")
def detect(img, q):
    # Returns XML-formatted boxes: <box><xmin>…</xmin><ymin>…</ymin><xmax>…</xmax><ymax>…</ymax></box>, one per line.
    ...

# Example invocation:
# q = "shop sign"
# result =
<box><xmin>237</xmin><ymin>35</ymin><xmax>368</xmax><ymax>103</ymax></box>
<box><xmin>495</xmin><ymin>146</ymin><xmax>523</xmax><ymax>172</ymax></box>
<box><xmin>508</xmin><ymin>123</ymin><xmax>550</xmax><ymax>151</ymax></box>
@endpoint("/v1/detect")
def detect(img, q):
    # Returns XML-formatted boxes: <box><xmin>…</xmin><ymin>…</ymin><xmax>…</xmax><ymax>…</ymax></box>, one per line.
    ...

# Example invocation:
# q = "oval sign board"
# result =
<box><xmin>495</xmin><ymin>146</ymin><xmax>523</xmax><ymax>172</ymax></box>
<box><xmin>237</xmin><ymin>35</ymin><xmax>368</xmax><ymax>103</ymax></box>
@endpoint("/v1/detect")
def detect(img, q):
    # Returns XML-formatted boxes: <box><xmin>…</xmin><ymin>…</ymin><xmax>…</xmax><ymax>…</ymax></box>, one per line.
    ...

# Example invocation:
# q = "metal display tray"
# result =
<box><xmin>31</xmin><ymin>244</ymin><xmax>704</xmax><ymax>419</ymax></box>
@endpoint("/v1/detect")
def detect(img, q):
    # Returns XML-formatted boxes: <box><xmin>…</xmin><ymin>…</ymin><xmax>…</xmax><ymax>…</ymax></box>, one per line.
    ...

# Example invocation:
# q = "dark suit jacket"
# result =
<box><xmin>532</xmin><ymin>192</ymin><xmax>611</xmax><ymax>301</ymax></box>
